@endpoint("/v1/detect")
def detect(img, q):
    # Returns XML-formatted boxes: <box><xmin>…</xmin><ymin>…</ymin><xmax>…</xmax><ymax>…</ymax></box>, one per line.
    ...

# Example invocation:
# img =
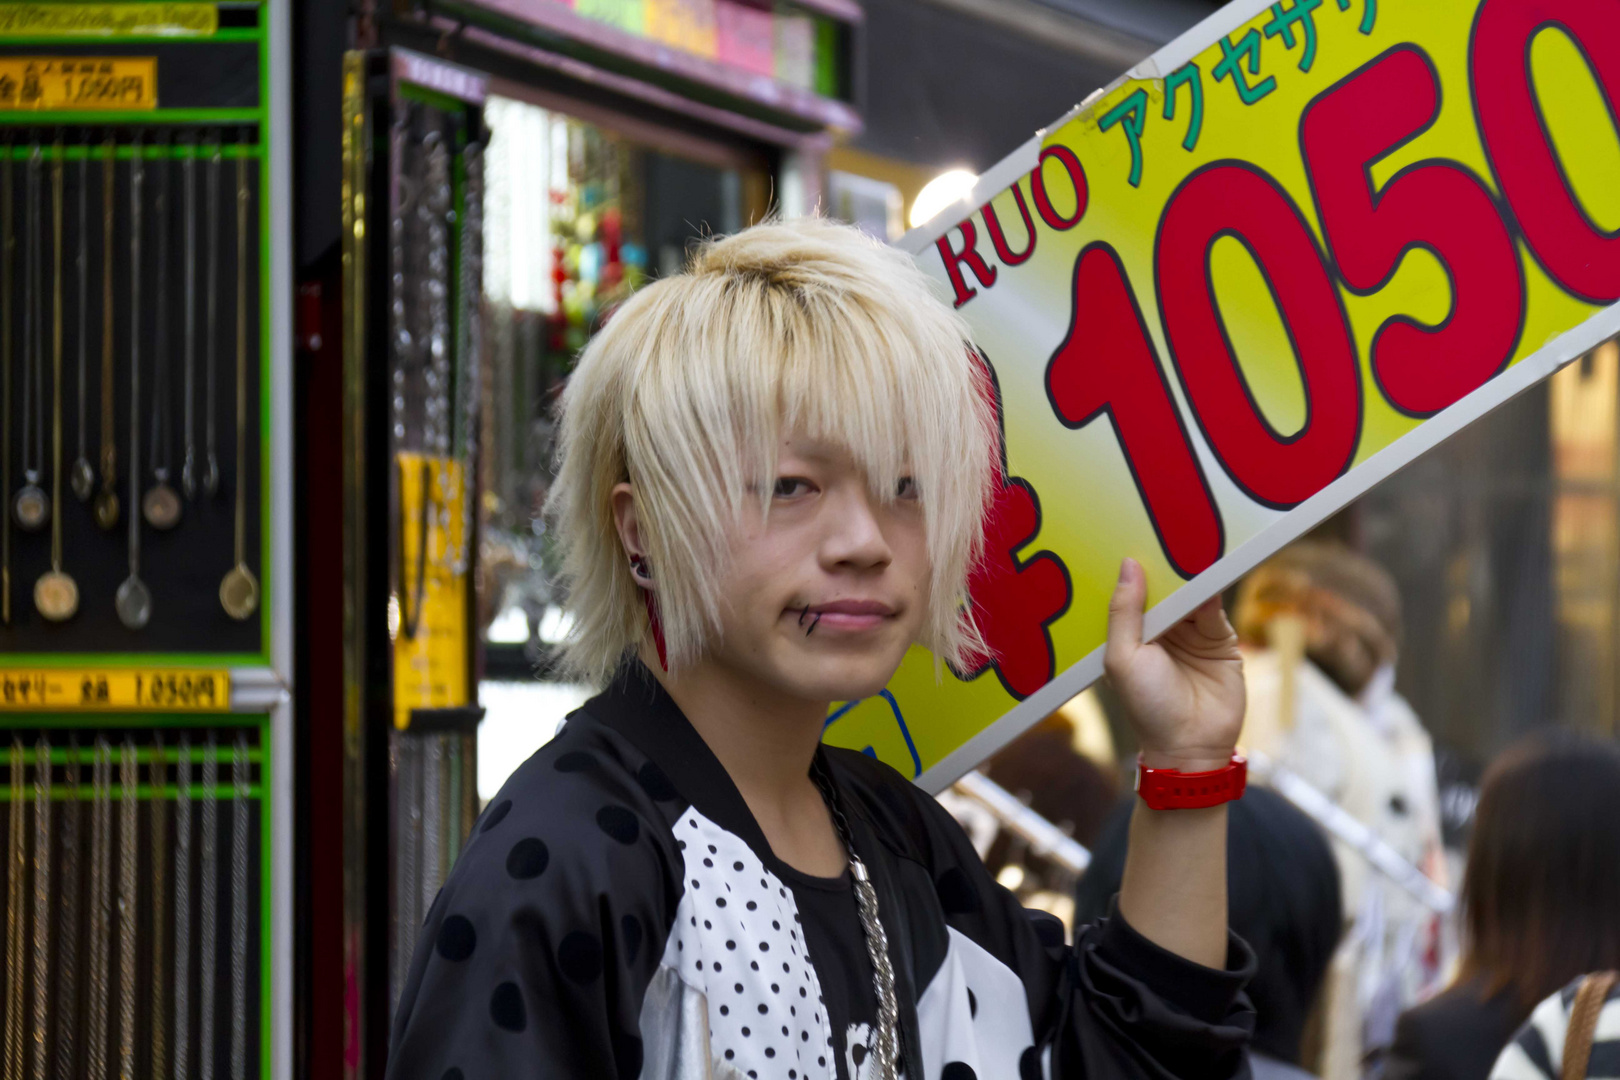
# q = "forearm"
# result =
<box><xmin>1117</xmin><ymin>797</ymin><xmax>1228</xmax><ymax>969</ymax></box>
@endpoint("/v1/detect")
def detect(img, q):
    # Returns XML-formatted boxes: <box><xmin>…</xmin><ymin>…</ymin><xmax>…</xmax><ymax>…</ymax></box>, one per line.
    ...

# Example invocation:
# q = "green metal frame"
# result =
<box><xmin>0</xmin><ymin>6</ymin><xmax>278</xmax><ymax>1078</ymax></box>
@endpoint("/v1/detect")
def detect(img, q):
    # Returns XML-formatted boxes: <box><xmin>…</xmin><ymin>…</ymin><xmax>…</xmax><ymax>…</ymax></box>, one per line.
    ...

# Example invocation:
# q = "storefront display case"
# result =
<box><xmin>0</xmin><ymin>3</ymin><xmax>292</xmax><ymax>1078</ymax></box>
<box><xmin>329</xmin><ymin>3</ymin><xmax>862</xmax><ymax>1074</ymax></box>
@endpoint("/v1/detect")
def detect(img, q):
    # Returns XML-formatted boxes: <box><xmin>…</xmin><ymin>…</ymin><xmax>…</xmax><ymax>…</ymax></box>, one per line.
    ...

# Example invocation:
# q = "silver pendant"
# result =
<box><xmin>70</xmin><ymin>456</ymin><xmax>93</xmax><ymax>501</ymax></box>
<box><xmin>115</xmin><ymin>573</ymin><xmax>151</xmax><ymax>630</ymax></box>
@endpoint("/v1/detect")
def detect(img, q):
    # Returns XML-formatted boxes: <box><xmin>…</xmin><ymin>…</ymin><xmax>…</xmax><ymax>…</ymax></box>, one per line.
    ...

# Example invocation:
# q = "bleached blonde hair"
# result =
<box><xmin>545</xmin><ymin>216</ymin><xmax>997</xmax><ymax>685</ymax></box>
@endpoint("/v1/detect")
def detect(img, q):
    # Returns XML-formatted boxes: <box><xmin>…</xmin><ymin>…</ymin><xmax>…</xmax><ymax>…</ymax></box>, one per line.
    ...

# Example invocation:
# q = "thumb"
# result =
<box><xmin>1106</xmin><ymin>558</ymin><xmax>1146</xmax><ymax>668</ymax></box>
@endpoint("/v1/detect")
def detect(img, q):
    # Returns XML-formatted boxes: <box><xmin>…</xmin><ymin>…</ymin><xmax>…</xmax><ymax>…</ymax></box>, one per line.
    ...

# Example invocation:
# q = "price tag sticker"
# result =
<box><xmin>0</xmin><ymin>56</ymin><xmax>156</xmax><ymax>111</ymax></box>
<box><xmin>0</xmin><ymin>669</ymin><xmax>230</xmax><ymax>711</ymax></box>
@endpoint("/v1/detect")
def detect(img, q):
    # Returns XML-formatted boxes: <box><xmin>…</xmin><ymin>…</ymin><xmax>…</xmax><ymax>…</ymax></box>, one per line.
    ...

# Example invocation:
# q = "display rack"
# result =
<box><xmin>0</xmin><ymin>3</ymin><xmax>291</xmax><ymax>1078</ymax></box>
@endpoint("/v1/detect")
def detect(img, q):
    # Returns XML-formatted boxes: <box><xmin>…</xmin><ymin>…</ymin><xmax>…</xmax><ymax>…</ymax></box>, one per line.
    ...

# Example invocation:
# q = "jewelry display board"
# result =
<box><xmin>0</xmin><ymin>4</ymin><xmax>289</xmax><ymax>1078</ymax></box>
<box><xmin>0</xmin><ymin>10</ymin><xmax>268</xmax><ymax>658</ymax></box>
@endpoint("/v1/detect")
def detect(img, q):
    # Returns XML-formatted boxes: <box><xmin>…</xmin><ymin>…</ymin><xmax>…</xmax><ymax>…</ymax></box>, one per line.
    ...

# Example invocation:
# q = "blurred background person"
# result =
<box><xmin>1386</xmin><ymin>732</ymin><xmax>1620</xmax><ymax>1080</ymax></box>
<box><xmin>1077</xmin><ymin>786</ymin><xmax>1344</xmax><ymax>1080</ymax></box>
<box><xmin>1235</xmin><ymin>541</ymin><xmax>1450</xmax><ymax>1080</ymax></box>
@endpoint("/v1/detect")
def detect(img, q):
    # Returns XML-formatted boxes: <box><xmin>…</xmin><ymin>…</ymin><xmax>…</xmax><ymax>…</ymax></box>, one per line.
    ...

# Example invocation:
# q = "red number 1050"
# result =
<box><xmin>1046</xmin><ymin>2</ymin><xmax>1619</xmax><ymax>578</ymax></box>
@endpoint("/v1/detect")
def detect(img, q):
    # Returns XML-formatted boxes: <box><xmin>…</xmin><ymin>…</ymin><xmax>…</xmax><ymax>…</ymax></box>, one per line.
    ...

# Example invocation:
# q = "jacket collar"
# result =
<box><xmin>576</xmin><ymin>660</ymin><xmax>780</xmax><ymax>859</ymax></box>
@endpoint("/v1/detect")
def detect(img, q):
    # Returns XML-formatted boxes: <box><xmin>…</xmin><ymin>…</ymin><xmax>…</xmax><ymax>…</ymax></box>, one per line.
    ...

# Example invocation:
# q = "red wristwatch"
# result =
<box><xmin>1135</xmin><ymin>753</ymin><xmax>1248</xmax><ymax>810</ymax></box>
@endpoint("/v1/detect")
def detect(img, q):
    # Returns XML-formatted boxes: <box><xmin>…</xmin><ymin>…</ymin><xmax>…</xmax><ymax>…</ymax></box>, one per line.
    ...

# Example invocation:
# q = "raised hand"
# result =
<box><xmin>1103</xmin><ymin>557</ymin><xmax>1245</xmax><ymax>772</ymax></box>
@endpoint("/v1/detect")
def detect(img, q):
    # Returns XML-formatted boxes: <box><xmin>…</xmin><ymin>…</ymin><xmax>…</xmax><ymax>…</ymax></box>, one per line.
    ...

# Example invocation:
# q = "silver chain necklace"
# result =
<box><xmin>230</xmin><ymin>733</ymin><xmax>249</xmax><ymax>1080</ymax></box>
<box><xmin>54</xmin><ymin>735</ymin><xmax>80</xmax><ymax>1080</ymax></box>
<box><xmin>118</xmin><ymin>738</ymin><xmax>138</xmax><ymax>1080</ymax></box>
<box><xmin>87</xmin><ymin>738</ymin><xmax>112</xmax><ymax>1080</ymax></box>
<box><xmin>199</xmin><ymin>735</ymin><xmax>218</xmax><ymax>1080</ymax></box>
<box><xmin>174</xmin><ymin>735</ymin><xmax>192</xmax><ymax>1080</ymax></box>
<box><xmin>809</xmin><ymin>756</ymin><xmax>900</xmax><ymax>1079</ymax></box>
<box><xmin>32</xmin><ymin>736</ymin><xmax>52</xmax><ymax>1080</ymax></box>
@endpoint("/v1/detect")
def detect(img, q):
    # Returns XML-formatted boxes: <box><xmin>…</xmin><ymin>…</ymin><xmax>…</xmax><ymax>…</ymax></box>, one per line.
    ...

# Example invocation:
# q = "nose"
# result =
<box><xmin>819</xmin><ymin>482</ymin><xmax>894</xmax><ymax>572</ymax></box>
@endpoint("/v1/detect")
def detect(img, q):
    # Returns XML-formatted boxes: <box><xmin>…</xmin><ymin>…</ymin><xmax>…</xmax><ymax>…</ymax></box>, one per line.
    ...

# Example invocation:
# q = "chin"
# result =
<box><xmin>775</xmin><ymin>648</ymin><xmax>905</xmax><ymax>705</ymax></box>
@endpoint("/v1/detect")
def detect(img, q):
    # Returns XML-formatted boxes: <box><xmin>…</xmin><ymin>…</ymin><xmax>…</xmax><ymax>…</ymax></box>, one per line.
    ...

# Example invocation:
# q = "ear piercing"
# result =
<box><xmin>629</xmin><ymin>554</ymin><xmax>652</xmax><ymax>582</ymax></box>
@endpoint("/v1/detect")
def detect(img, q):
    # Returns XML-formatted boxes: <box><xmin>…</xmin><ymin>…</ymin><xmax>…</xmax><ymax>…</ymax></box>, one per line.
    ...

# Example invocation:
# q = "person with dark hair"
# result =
<box><xmin>1386</xmin><ymin>732</ymin><xmax>1620</xmax><ymax>1080</ymax></box>
<box><xmin>1077</xmin><ymin>786</ymin><xmax>1343</xmax><ymax>1080</ymax></box>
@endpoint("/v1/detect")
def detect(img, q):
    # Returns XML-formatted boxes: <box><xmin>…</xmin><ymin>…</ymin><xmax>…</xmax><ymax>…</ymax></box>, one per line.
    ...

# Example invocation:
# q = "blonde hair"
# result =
<box><xmin>545</xmin><ymin>216</ymin><xmax>997</xmax><ymax>685</ymax></box>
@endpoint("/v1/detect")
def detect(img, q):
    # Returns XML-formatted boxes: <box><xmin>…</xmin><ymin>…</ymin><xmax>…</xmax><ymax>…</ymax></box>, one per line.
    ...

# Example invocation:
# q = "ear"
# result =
<box><xmin>611</xmin><ymin>482</ymin><xmax>652</xmax><ymax>591</ymax></box>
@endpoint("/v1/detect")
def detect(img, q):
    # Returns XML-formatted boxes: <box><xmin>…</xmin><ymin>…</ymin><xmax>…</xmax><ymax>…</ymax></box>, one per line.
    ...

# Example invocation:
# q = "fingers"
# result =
<box><xmin>1105</xmin><ymin>558</ymin><xmax>1145</xmax><ymax>675</ymax></box>
<box><xmin>1189</xmin><ymin>594</ymin><xmax>1234</xmax><ymax>642</ymax></box>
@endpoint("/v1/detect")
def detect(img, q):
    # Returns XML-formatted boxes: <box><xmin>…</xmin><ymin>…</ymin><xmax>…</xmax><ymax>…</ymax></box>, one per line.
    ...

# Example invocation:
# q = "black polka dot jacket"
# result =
<box><xmin>387</xmin><ymin>662</ymin><xmax>1258</xmax><ymax>1080</ymax></box>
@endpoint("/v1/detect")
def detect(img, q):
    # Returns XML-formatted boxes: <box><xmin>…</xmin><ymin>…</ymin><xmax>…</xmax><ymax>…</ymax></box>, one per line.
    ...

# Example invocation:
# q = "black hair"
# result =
<box><xmin>1458</xmin><ymin>731</ymin><xmax>1620</xmax><ymax>1022</ymax></box>
<box><xmin>1075</xmin><ymin>786</ymin><xmax>1342</xmax><ymax>1065</ymax></box>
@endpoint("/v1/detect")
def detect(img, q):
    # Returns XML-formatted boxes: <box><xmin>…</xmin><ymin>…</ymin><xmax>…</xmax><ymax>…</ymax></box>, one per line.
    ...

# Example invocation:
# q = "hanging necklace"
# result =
<box><xmin>809</xmin><ymin>757</ymin><xmax>901</xmax><ymax>1079</ymax></box>
<box><xmin>117</xmin><ymin>738</ymin><xmax>138</xmax><ymax>1080</ymax></box>
<box><xmin>173</xmin><ymin>736</ymin><xmax>192</xmax><ymax>1080</ymax></box>
<box><xmin>229</xmin><ymin>733</ymin><xmax>249</xmax><ymax>1080</ymax></box>
<box><xmin>87</xmin><ymin>738</ymin><xmax>112</xmax><ymax>1080</ymax></box>
<box><xmin>392</xmin><ymin>114</ymin><xmax>428</xmax><ymax>641</ymax></box>
<box><xmin>220</xmin><ymin>148</ymin><xmax>258</xmax><ymax>619</ymax></box>
<box><xmin>446</xmin><ymin>139</ymin><xmax>484</xmax><ymax>577</ymax></box>
<box><xmin>181</xmin><ymin>135</ymin><xmax>199</xmax><ymax>498</ymax></box>
<box><xmin>53</xmin><ymin>734</ymin><xmax>81</xmax><ymax>1080</ymax></box>
<box><xmin>422</xmin><ymin>129</ymin><xmax>454</xmax><ymax>579</ymax></box>
<box><xmin>4</xmin><ymin>738</ymin><xmax>25</xmax><ymax>1080</ymax></box>
<box><xmin>150</xmin><ymin>733</ymin><xmax>169</xmax><ymax>1080</ymax></box>
<box><xmin>15</xmin><ymin>143</ymin><xmax>48</xmax><ymax>532</ymax></box>
<box><xmin>2</xmin><ymin>140</ymin><xmax>13</xmax><ymax>623</ymax></box>
<box><xmin>37</xmin><ymin>139</ymin><xmax>79</xmax><ymax>621</ymax></box>
<box><xmin>199</xmin><ymin>735</ymin><xmax>219</xmax><ymax>1080</ymax></box>
<box><xmin>202</xmin><ymin>133</ymin><xmax>220</xmax><ymax>498</ymax></box>
<box><xmin>116</xmin><ymin>135</ymin><xmax>152</xmax><ymax>630</ymax></box>
<box><xmin>32</xmin><ymin>735</ymin><xmax>51</xmax><ymax>1080</ymax></box>
<box><xmin>145</xmin><ymin>131</ymin><xmax>180</xmax><ymax>530</ymax></box>
<box><xmin>71</xmin><ymin>133</ymin><xmax>92</xmax><ymax>501</ymax></box>
<box><xmin>93</xmin><ymin>134</ymin><xmax>118</xmax><ymax>531</ymax></box>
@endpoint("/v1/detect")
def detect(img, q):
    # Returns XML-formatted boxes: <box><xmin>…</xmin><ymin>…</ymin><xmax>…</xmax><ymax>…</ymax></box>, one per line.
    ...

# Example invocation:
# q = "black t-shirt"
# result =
<box><xmin>775</xmin><ymin>863</ymin><xmax>880</xmax><ymax>1080</ymax></box>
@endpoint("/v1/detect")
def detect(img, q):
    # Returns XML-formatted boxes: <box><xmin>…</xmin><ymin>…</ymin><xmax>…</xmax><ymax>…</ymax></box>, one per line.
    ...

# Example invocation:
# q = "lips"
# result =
<box><xmin>806</xmin><ymin>600</ymin><xmax>895</xmax><ymax>617</ymax></box>
<box><xmin>793</xmin><ymin>599</ymin><xmax>897</xmax><ymax>633</ymax></box>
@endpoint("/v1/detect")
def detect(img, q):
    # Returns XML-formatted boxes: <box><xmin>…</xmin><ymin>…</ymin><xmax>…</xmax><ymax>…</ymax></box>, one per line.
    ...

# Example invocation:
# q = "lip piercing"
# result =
<box><xmin>798</xmin><ymin>605</ymin><xmax>811</xmax><ymax>626</ymax></box>
<box><xmin>806</xmin><ymin>614</ymin><xmax>822</xmax><ymax>637</ymax></box>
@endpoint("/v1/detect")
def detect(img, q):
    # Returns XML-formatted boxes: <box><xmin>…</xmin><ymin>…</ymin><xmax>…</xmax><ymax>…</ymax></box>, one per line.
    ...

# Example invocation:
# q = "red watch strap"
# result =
<box><xmin>1135</xmin><ymin>753</ymin><xmax>1248</xmax><ymax>810</ymax></box>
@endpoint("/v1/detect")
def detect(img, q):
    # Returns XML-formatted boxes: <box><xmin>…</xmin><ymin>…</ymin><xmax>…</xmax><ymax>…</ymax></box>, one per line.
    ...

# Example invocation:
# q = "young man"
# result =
<box><xmin>389</xmin><ymin>218</ymin><xmax>1256</xmax><ymax>1080</ymax></box>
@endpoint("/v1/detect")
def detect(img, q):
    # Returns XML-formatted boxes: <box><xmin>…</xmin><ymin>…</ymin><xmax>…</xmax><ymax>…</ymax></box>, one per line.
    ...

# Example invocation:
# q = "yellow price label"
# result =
<box><xmin>0</xmin><ymin>4</ymin><xmax>216</xmax><ymax>37</ymax></box>
<box><xmin>392</xmin><ymin>453</ymin><xmax>471</xmax><ymax>730</ymax></box>
<box><xmin>0</xmin><ymin>669</ymin><xmax>230</xmax><ymax>711</ymax></box>
<box><xmin>0</xmin><ymin>56</ymin><xmax>156</xmax><ymax>111</ymax></box>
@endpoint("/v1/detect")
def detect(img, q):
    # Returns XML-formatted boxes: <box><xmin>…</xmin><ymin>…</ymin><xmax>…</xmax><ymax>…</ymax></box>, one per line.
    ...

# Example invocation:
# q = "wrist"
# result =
<box><xmin>1137</xmin><ymin>746</ymin><xmax>1237</xmax><ymax>773</ymax></box>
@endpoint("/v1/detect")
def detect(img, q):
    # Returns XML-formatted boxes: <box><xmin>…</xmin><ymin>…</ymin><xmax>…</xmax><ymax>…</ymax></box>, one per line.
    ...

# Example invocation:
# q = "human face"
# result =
<box><xmin>706</xmin><ymin>433</ymin><xmax>931</xmax><ymax>706</ymax></box>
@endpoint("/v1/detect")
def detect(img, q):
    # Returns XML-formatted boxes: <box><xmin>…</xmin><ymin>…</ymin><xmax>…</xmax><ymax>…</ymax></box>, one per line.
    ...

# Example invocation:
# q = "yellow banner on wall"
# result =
<box><xmin>0</xmin><ymin>56</ymin><xmax>156</xmax><ymax>110</ymax></box>
<box><xmin>0</xmin><ymin>4</ymin><xmax>216</xmax><ymax>37</ymax></box>
<box><xmin>392</xmin><ymin>453</ymin><xmax>472</xmax><ymax>731</ymax></box>
<box><xmin>828</xmin><ymin>0</ymin><xmax>1620</xmax><ymax>791</ymax></box>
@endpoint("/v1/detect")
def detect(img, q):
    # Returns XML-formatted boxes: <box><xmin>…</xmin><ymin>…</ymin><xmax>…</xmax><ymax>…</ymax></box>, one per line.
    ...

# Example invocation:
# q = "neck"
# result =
<box><xmin>641</xmin><ymin>644</ymin><xmax>827</xmax><ymax>818</ymax></box>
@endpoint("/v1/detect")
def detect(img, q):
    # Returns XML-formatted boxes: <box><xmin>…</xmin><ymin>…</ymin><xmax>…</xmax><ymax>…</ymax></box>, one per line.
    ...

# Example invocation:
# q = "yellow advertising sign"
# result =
<box><xmin>828</xmin><ymin>0</ymin><xmax>1620</xmax><ymax>791</ymax></box>
<box><xmin>0</xmin><ymin>56</ymin><xmax>156</xmax><ymax>110</ymax></box>
<box><xmin>392</xmin><ymin>453</ymin><xmax>472</xmax><ymax>730</ymax></box>
<box><xmin>0</xmin><ymin>3</ymin><xmax>217</xmax><ymax>37</ymax></box>
<box><xmin>0</xmin><ymin>668</ymin><xmax>229</xmax><ymax>711</ymax></box>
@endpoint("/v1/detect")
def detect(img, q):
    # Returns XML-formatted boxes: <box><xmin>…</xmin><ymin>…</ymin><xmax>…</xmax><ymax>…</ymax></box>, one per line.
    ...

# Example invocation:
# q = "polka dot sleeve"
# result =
<box><xmin>386</xmin><ymin>736</ymin><xmax>686</xmax><ymax>1080</ymax></box>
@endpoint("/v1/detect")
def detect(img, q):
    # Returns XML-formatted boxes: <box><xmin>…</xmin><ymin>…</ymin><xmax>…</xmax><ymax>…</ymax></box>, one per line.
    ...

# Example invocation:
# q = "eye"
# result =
<box><xmin>896</xmin><ymin>476</ymin><xmax>919</xmax><ymax>500</ymax></box>
<box><xmin>773</xmin><ymin>476</ymin><xmax>812</xmax><ymax>498</ymax></box>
